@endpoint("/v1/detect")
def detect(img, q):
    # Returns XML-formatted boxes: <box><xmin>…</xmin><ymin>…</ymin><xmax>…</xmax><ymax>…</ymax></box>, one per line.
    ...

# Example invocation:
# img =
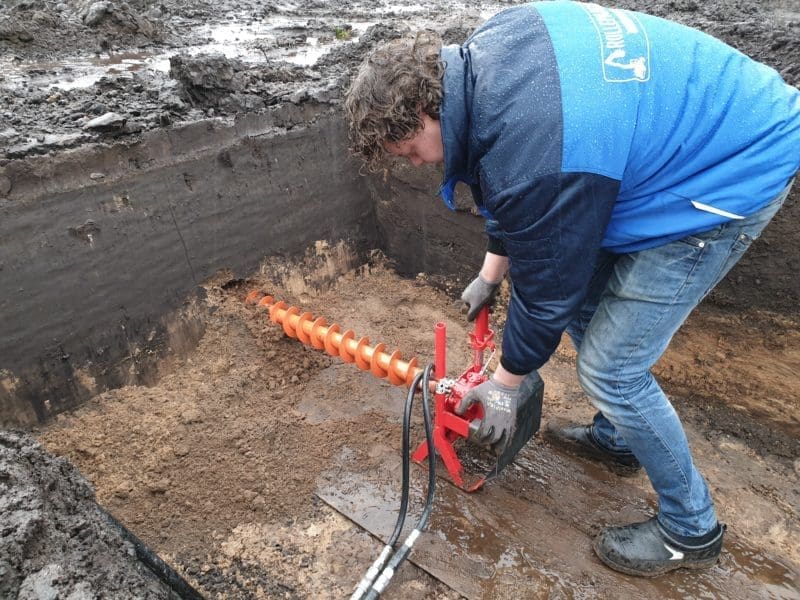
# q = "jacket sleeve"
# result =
<box><xmin>469</xmin><ymin>183</ymin><xmax>508</xmax><ymax>256</ymax></box>
<box><xmin>485</xmin><ymin>220</ymin><xmax>507</xmax><ymax>256</ymax></box>
<box><xmin>485</xmin><ymin>172</ymin><xmax>619</xmax><ymax>375</ymax></box>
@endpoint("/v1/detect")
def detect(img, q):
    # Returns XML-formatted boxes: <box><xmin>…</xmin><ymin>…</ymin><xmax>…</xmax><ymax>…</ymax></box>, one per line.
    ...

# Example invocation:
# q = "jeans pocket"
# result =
<box><xmin>677</xmin><ymin>234</ymin><xmax>710</xmax><ymax>249</ymax></box>
<box><xmin>675</xmin><ymin>221</ymin><xmax>730</xmax><ymax>249</ymax></box>
<box><xmin>731</xmin><ymin>193</ymin><xmax>785</xmax><ymax>251</ymax></box>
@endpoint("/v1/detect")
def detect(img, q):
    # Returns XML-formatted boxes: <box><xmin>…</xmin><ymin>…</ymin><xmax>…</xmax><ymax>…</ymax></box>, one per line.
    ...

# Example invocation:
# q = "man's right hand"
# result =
<box><xmin>455</xmin><ymin>378</ymin><xmax>520</xmax><ymax>452</ymax></box>
<box><xmin>460</xmin><ymin>275</ymin><xmax>500</xmax><ymax>321</ymax></box>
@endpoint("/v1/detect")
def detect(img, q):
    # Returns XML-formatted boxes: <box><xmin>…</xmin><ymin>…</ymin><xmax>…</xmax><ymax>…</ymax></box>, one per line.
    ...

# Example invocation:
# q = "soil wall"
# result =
<box><xmin>369</xmin><ymin>163</ymin><xmax>486</xmax><ymax>285</ymax></box>
<box><xmin>0</xmin><ymin>104</ymin><xmax>378</xmax><ymax>426</ymax></box>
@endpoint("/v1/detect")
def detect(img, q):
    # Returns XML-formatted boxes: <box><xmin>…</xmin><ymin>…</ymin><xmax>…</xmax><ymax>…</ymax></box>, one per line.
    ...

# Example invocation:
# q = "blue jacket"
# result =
<box><xmin>439</xmin><ymin>1</ymin><xmax>800</xmax><ymax>375</ymax></box>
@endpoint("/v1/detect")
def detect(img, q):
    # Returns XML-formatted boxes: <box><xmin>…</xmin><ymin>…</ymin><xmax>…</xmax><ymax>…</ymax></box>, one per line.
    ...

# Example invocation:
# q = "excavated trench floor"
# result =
<box><xmin>35</xmin><ymin>256</ymin><xmax>800</xmax><ymax>599</ymax></box>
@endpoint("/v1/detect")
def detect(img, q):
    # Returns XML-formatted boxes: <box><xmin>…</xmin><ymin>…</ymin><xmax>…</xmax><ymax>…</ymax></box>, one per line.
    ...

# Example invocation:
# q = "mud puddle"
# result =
<box><xmin>319</xmin><ymin>446</ymin><xmax>798</xmax><ymax>599</ymax></box>
<box><xmin>34</xmin><ymin>257</ymin><xmax>800</xmax><ymax>598</ymax></box>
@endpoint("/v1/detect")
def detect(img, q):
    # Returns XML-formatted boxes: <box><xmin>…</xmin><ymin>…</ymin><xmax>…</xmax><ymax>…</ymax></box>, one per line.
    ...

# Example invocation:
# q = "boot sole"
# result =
<box><xmin>592</xmin><ymin>538</ymin><xmax>720</xmax><ymax>577</ymax></box>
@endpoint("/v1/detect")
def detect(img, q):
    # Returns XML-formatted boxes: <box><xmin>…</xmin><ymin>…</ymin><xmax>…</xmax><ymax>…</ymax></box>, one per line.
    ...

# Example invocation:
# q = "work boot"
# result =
<box><xmin>593</xmin><ymin>517</ymin><xmax>725</xmax><ymax>577</ymax></box>
<box><xmin>543</xmin><ymin>420</ymin><xmax>641</xmax><ymax>475</ymax></box>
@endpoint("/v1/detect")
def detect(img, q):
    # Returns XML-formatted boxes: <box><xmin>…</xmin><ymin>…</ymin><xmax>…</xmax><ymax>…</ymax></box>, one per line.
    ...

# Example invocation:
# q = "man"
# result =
<box><xmin>344</xmin><ymin>1</ymin><xmax>799</xmax><ymax>577</ymax></box>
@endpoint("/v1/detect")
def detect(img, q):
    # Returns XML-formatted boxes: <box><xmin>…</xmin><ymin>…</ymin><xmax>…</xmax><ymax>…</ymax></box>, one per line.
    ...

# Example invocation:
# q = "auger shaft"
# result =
<box><xmin>245</xmin><ymin>291</ymin><xmax>427</xmax><ymax>388</ymax></box>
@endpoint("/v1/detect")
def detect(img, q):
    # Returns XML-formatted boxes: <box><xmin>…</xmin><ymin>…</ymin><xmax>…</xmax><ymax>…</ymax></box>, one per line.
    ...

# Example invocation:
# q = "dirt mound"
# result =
<box><xmin>0</xmin><ymin>430</ymin><xmax>175</xmax><ymax>599</ymax></box>
<box><xmin>168</xmin><ymin>52</ymin><xmax>321</xmax><ymax>111</ymax></box>
<box><xmin>1</xmin><ymin>1</ymin><xmax>168</xmax><ymax>56</ymax></box>
<box><xmin>170</xmin><ymin>54</ymin><xmax>250</xmax><ymax>108</ymax></box>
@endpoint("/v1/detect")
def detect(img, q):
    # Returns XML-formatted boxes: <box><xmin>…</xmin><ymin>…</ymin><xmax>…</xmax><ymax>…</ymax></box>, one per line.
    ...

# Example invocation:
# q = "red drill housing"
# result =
<box><xmin>411</xmin><ymin>307</ymin><xmax>495</xmax><ymax>491</ymax></box>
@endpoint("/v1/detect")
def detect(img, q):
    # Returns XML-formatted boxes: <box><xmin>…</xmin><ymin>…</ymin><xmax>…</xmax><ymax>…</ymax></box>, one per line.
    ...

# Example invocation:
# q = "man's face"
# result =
<box><xmin>384</xmin><ymin>114</ymin><xmax>444</xmax><ymax>167</ymax></box>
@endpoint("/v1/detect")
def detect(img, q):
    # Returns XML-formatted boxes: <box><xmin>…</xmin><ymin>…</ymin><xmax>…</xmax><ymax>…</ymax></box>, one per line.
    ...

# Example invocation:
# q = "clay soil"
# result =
<box><xmin>36</xmin><ymin>252</ymin><xmax>800</xmax><ymax>598</ymax></box>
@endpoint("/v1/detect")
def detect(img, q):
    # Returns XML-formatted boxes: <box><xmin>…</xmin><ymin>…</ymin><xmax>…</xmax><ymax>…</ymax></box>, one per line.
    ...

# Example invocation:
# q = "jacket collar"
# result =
<box><xmin>438</xmin><ymin>44</ymin><xmax>475</xmax><ymax>210</ymax></box>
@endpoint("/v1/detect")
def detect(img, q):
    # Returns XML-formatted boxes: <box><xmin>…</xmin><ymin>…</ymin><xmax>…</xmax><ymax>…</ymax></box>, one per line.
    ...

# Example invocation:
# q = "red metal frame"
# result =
<box><xmin>411</xmin><ymin>306</ymin><xmax>495</xmax><ymax>491</ymax></box>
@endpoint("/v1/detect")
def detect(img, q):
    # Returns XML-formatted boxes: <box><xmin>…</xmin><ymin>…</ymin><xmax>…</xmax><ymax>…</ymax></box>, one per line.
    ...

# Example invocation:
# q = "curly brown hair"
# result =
<box><xmin>344</xmin><ymin>31</ymin><xmax>444</xmax><ymax>172</ymax></box>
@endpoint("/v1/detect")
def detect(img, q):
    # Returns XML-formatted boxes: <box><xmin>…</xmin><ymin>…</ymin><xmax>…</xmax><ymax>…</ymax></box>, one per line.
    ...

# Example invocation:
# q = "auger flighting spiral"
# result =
<box><xmin>245</xmin><ymin>290</ymin><xmax>426</xmax><ymax>388</ymax></box>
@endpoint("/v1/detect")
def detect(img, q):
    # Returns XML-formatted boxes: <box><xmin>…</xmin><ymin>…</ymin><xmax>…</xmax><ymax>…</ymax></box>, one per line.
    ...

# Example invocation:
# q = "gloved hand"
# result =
<box><xmin>460</xmin><ymin>275</ymin><xmax>500</xmax><ymax>321</ymax></box>
<box><xmin>455</xmin><ymin>378</ymin><xmax>521</xmax><ymax>452</ymax></box>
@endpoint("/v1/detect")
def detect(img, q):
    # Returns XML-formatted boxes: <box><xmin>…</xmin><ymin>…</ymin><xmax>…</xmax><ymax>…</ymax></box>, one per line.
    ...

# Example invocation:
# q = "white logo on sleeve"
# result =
<box><xmin>582</xmin><ymin>3</ymin><xmax>651</xmax><ymax>83</ymax></box>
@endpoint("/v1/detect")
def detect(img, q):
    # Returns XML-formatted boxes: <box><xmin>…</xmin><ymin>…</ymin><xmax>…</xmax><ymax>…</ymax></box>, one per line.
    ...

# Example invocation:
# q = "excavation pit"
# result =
<box><xmin>1</xmin><ymin>0</ymin><xmax>799</xmax><ymax>598</ymax></box>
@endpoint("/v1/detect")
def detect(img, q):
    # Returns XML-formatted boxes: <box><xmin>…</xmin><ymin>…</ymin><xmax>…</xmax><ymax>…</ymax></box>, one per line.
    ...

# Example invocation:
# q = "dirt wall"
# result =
<box><xmin>369</xmin><ymin>163</ymin><xmax>486</xmax><ymax>286</ymax></box>
<box><xmin>0</xmin><ymin>104</ymin><xmax>378</xmax><ymax>426</ymax></box>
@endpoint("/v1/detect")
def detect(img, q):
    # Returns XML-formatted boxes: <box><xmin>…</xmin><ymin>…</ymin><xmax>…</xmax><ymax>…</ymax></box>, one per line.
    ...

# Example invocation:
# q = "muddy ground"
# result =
<box><xmin>0</xmin><ymin>0</ymin><xmax>485</xmax><ymax>160</ymax></box>
<box><xmin>0</xmin><ymin>429</ymin><xmax>179</xmax><ymax>598</ymax></box>
<box><xmin>1</xmin><ymin>0</ymin><xmax>798</xmax><ymax>160</ymax></box>
<box><xmin>2</xmin><ymin>0</ymin><xmax>799</xmax><ymax>598</ymax></box>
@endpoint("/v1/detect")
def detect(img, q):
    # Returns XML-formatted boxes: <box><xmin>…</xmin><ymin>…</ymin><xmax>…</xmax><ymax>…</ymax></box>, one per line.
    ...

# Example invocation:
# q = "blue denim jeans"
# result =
<box><xmin>566</xmin><ymin>181</ymin><xmax>791</xmax><ymax>538</ymax></box>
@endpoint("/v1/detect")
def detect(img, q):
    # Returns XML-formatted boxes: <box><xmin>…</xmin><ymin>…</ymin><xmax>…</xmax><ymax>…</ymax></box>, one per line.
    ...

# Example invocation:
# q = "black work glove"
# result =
<box><xmin>460</xmin><ymin>275</ymin><xmax>500</xmax><ymax>321</ymax></box>
<box><xmin>455</xmin><ymin>379</ymin><xmax>520</xmax><ymax>452</ymax></box>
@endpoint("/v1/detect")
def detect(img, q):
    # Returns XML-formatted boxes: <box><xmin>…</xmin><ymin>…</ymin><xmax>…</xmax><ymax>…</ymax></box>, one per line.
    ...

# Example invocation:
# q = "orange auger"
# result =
<box><xmin>245</xmin><ymin>290</ymin><xmax>423</xmax><ymax>388</ymax></box>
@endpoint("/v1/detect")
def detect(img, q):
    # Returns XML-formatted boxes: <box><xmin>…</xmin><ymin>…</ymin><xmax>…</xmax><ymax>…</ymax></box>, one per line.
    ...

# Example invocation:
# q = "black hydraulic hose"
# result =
<box><xmin>418</xmin><ymin>364</ymin><xmax>437</xmax><ymax>529</ymax></box>
<box><xmin>364</xmin><ymin>363</ymin><xmax>436</xmax><ymax>600</ymax></box>
<box><xmin>392</xmin><ymin>369</ymin><xmax>424</xmax><ymax>544</ymax></box>
<box><xmin>349</xmin><ymin>370</ymin><xmax>425</xmax><ymax>600</ymax></box>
